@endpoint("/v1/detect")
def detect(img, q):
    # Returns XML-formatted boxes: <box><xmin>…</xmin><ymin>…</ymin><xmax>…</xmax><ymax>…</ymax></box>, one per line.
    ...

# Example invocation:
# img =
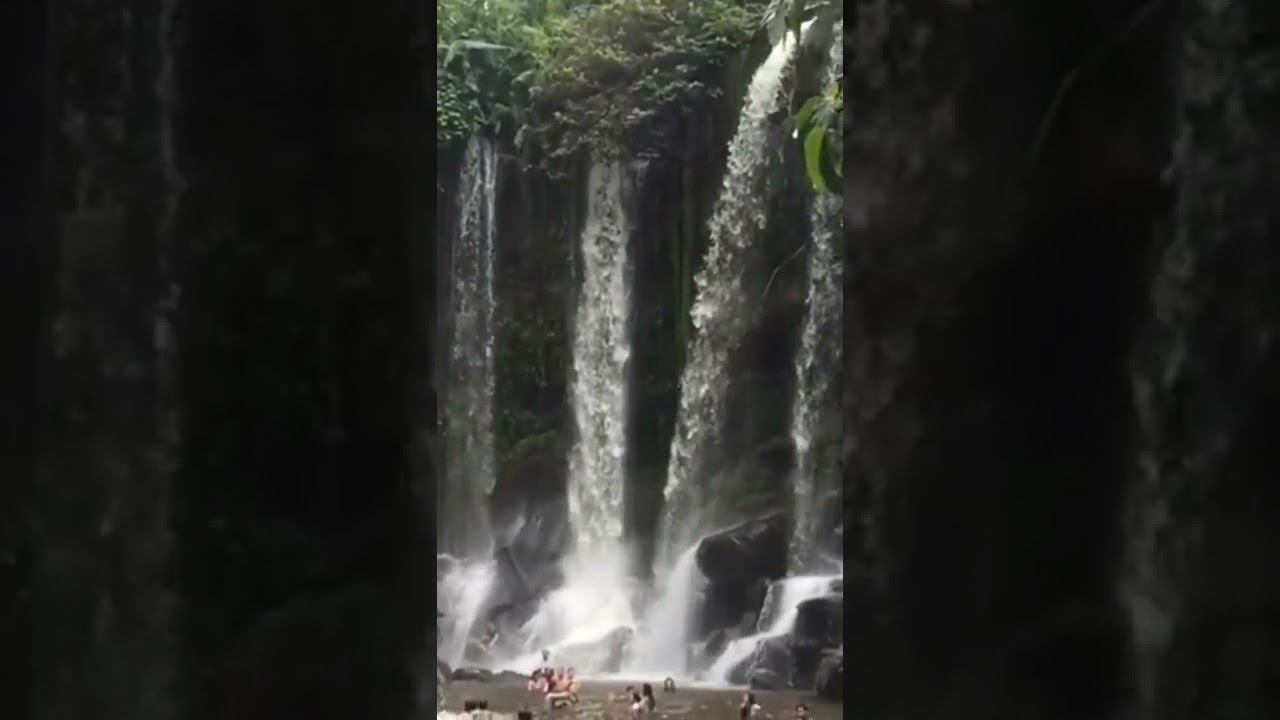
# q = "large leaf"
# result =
<box><xmin>804</xmin><ymin>124</ymin><xmax>828</xmax><ymax>194</ymax></box>
<box><xmin>794</xmin><ymin>95</ymin><xmax>824</xmax><ymax>137</ymax></box>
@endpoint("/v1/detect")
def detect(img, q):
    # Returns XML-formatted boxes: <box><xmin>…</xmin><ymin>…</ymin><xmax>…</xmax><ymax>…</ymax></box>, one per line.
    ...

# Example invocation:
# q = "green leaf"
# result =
<box><xmin>804</xmin><ymin>124</ymin><xmax>828</xmax><ymax>194</ymax></box>
<box><xmin>794</xmin><ymin>95</ymin><xmax>823</xmax><ymax>136</ymax></box>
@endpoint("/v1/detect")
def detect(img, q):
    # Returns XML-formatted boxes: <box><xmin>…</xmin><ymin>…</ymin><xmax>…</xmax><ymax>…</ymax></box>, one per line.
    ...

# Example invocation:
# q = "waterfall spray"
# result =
<box><xmin>567</xmin><ymin>158</ymin><xmax>632</xmax><ymax>546</ymax></box>
<box><xmin>442</xmin><ymin>136</ymin><xmax>498</xmax><ymax>558</ymax></box>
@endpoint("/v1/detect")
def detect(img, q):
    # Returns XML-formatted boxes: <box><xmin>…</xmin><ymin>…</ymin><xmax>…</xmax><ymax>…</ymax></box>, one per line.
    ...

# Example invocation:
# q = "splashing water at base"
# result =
<box><xmin>705</xmin><ymin>575</ymin><xmax>838</xmax><ymax>683</ymax></box>
<box><xmin>627</xmin><ymin>543</ymin><xmax>706</xmax><ymax>676</ymax></box>
<box><xmin>438</xmin><ymin>558</ymin><xmax>498</xmax><ymax>670</ymax></box>
<box><xmin>490</xmin><ymin>545</ymin><xmax>639</xmax><ymax>676</ymax></box>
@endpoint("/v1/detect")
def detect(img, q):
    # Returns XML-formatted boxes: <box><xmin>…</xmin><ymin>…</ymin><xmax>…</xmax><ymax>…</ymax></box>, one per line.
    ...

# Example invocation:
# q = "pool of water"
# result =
<box><xmin>439</xmin><ymin>679</ymin><xmax>841</xmax><ymax>719</ymax></box>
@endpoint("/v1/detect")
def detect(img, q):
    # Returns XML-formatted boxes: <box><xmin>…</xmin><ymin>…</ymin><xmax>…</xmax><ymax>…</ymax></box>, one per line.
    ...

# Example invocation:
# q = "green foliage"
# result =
<box><xmin>764</xmin><ymin>0</ymin><xmax>842</xmax><ymax>195</ymax></box>
<box><xmin>435</xmin><ymin>0</ymin><xmax>764</xmax><ymax>157</ymax></box>
<box><xmin>437</xmin><ymin>0</ymin><xmax>537</xmax><ymax>144</ymax></box>
<box><xmin>795</xmin><ymin>80</ymin><xmax>842</xmax><ymax>194</ymax></box>
<box><xmin>435</xmin><ymin>0</ymin><xmax>843</xmax><ymax>187</ymax></box>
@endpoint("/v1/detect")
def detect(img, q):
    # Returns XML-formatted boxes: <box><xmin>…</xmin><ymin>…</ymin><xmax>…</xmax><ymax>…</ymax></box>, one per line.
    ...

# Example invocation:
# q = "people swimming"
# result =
<box><xmin>662</xmin><ymin>677</ymin><xmax>676</xmax><ymax>693</ymax></box>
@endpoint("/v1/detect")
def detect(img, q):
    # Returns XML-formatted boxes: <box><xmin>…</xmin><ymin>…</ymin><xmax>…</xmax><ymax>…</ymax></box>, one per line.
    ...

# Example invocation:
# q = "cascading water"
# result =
<box><xmin>705</xmin><ymin>575</ymin><xmax>838</xmax><ymax>683</ymax></box>
<box><xmin>441</xmin><ymin>136</ymin><xmax>498</xmax><ymax>558</ymax></box>
<box><xmin>464</xmin><ymin>159</ymin><xmax>638</xmax><ymax>679</ymax></box>
<box><xmin>789</xmin><ymin>24</ymin><xmax>845</xmax><ymax>569</ymax></box>
<box><xmin>436</xmin><ymin>558</ymin><xmax>497</xmax><ymax>670</ymax></box>
<box><xmin>628</xmin><ymin>542</ymin><xmax>706</xmax><ymax>675</ymax></box>
<box><xmin>567</xmin><ymin>159</ymin><xmax>632</xmax><ymax>545</ymax></box>
<box><xmin>658</xmin><ymin>26</ymin><xmax>808</xmax><ymax>566</ymax></box>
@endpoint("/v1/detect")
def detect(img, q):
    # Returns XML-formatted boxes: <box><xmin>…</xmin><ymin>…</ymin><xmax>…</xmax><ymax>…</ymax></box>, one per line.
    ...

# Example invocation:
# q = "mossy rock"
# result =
<box><xmin>488</xmin><ymin>430</ymin><xmax>567</xmax><ymax>537</ymax></box>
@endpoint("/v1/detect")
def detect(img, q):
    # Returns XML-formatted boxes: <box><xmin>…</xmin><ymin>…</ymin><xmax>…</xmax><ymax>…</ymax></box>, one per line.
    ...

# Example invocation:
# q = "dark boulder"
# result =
<box><xmin>696</xmin><ymin>514</ymin><xmax>787</xmax><ymax>586</ymax></box>
<box><xmin>488</xmin><ymin>431</ymin><xmax>566</xmax><ymax>544</ymax></box>
<box><xmin>790</xmin><ymin>639</ymin><xmax>824</xmax><ymax>690</ymax></box>
<box><xmin>728</xmin><ymin>635</ymin><xmax>792</xmax><ymax>686</ymax></box>
<box><xmin>451</xmin><ymin>667</ymin><xmax>493</xmax><ymax>682</ymax></box>
<box><xmin>748</xmin><ymin>668</ymin><xmax>786</xmax><ymax>690</ymax></box>
<box><xmin>794</xmin><ymin>593</ymin><xmax>843</xmax><ymax>649</ymax></box>
<box><xmin>791</xmin><ymin>593</ymin><xmax>844</xmax><ymax>688</ymax></box>
<box><xmin>486</xmin><ymin>500</ymin><xmax>569</xmax><ymax>610</ymax></box>
<box><xmin>508</xmin><ymin>497</ymin><xmax>570</xmax><ymax>564</ymax></box>
<box><xmin>696</xmin><ymin>582</ymin><xmax>749</xmax><ymax>637</ymax></box>
<box><xmin>493</xmin><ymin>671</ymin><xmax>526</xmax><ymax>684</ymax></box>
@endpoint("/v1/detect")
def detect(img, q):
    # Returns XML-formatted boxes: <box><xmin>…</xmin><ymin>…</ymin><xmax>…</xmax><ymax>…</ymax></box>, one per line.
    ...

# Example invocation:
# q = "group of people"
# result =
<box><xmin>610</xmin><ymin>683</ymin><xmax>657</xmax><ymax>717</ymax></box>
<box><xmin>526</xmin><ymin>665</ymin><xmax>581</xmax><ymax>710</ymax></box>
<box><xmin>739</xmin><ymin>692</ymin><xmax>812</xmax><ymax>719</ymax></box>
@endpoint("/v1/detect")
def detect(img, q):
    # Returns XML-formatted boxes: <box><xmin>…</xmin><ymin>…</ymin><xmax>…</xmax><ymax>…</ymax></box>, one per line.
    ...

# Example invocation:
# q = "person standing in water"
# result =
<box><xmin>740</xmin><ymin>691</ymin><xmax>768</xmax><ymax>718</ymax></box>
<box><xmin>641</xmin><ymin>683</ymin><xmax>657</xmax><ymax>713</ymax></box>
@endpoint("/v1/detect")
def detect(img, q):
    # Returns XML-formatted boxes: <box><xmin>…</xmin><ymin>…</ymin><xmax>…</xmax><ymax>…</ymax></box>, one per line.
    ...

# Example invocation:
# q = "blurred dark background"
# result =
<box><xmin>1</xmin><ymin>1</ymin><xmax>432</xmax><ymax>719</ymax></box>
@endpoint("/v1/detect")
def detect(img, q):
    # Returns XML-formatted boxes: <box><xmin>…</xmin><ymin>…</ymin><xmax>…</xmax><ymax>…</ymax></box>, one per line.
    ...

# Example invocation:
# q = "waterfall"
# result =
<box><xmin>436</xmin><ymin>557</ymin><xmax>497</xmax><ymax>670</ymax></box>
<box><xmin>705</xmin><ymin>574</ymin><xmax>838</xmax><ymax>683</ymax></box>
<box><xmin>628</xmin><ymin>542</ymin><xmax>706</xmax><ymax>674</ymax></box>
<box><xmin>789</xmin><ymin>24</ymin><xmax>845</xmax><ymax>569</ymax></box>
<box><xmin>567</xmin><ymin>159</ymin><xmax>632</xmax><ymax>544</ymax></box>
<box><xmin>658</xmin><ymin>27</ymin><xmax>805</xmax><ymax>565</ymax></box>
<box><xmin>442</xmin><ymin>136</ymin><xmax>498</xmax><ymax>558</ymax></box>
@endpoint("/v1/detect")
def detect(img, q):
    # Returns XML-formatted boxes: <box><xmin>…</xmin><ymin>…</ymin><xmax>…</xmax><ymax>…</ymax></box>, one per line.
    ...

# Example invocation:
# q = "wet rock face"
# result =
<box><xmin>740</xmin><ymin>636</ymin><xmax>792</xmax><ymax>688</ymax></box>
<box><xmin>696</xmin><ymin>578</ymin><xmax>768</xmax><ymax>638</ymax></box>
<box><xmin>489</xmin><ymin>431</ymin><xmax>567</xmax><ymax>546</ymax></box>
<box><xmin>794</xmin><ymin>594</ymin><xmax>843</xmax><ymax>650</ymax></box>
<box><xmin>790</xmin><ymin>593</ymin><xmax>844</xmax><ymax>688</ymax></box>
<box><xmin>696</xmin><ymin>513</ymin><xmax>788</xmax><ymax>585</ymax></box>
